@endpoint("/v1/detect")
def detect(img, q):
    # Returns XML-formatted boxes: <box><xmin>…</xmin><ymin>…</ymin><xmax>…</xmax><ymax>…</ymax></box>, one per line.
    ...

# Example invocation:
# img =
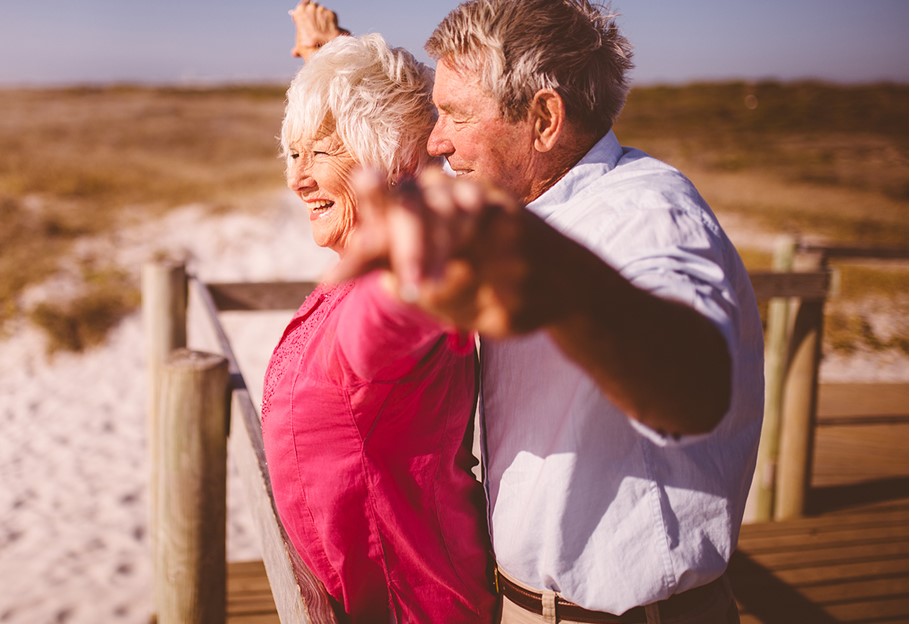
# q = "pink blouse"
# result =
<box><xmin>261</xmin><ymin>273</ymin><xmax>495</xmax><ymax>623</ymax></box>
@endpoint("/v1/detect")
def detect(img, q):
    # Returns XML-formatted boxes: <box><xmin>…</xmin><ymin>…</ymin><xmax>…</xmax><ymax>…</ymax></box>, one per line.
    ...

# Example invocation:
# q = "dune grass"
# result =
<box><xmin>615</xmin><ymin>81</ymin><xmax>908</xmax><ymax>247</ymax></box>
<box><xmin>0</xmin><ymin>85</ymin><xmax>288</xmax><ymax>346</ymax></box>
<box><xmin>1</xmin><ymin>81</ymin><xmax>907</xmax><ymax>354</ymax></box>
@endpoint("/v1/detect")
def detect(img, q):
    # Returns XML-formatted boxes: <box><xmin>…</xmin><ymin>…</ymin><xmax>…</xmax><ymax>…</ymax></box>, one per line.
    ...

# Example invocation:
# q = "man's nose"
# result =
<box><xmin>426</xmin><ymin>119</ymin><xmax>454</xmax><ymax>157</ymax></box>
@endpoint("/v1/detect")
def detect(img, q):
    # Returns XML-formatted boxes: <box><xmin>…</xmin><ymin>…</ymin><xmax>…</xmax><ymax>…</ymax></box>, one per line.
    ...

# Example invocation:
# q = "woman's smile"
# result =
<box><xmin>306</xmin><ymin>198</ymin><xmax>336</xmax><ymax>220</ymax></box>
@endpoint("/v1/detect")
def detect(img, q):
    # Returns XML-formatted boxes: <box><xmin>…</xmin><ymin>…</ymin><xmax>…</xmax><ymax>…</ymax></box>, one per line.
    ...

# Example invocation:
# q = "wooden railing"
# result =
<box><xmin>143</xmin><ymin>263</ymin><xmax>337</xmax><ymax>624</ymax></box>
<box><xmin>141</xmin><ymin>238</ymin><xmax>905</xmax><ymax>621</ymax></box>
<box><xmin>748</xmin><ymin>238</ymin><xmax>908</xmax><ymax>522</ymax></box>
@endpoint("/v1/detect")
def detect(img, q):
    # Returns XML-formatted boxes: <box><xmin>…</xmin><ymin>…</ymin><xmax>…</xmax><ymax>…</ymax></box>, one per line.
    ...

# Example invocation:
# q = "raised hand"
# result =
<box><xmin>289</xmin><ymin>0</ymin><xmax>350</xmax><ymax>59</ymax></box>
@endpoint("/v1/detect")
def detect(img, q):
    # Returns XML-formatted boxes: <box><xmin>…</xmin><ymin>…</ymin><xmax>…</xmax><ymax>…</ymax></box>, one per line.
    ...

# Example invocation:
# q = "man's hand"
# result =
<box><xmin>328</xmin><ymin>168</ymin><xmax>573</xmax><ymax>337</ymax></box>
<box><xmin>289</xmin><ymin>0</ymin><xmax>350</xmax><ymax>60</ymax></box>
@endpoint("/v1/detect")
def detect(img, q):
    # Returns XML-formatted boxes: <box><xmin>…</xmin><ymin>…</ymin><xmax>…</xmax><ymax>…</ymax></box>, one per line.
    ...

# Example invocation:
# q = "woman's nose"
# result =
<box><xmin>287</xmin><ymin>156</ymin><xmax>316</xmax><ymax>191</ymax></box>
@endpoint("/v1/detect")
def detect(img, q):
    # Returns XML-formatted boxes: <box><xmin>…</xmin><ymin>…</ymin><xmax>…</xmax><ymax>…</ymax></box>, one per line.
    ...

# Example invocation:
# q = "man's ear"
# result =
<box><xmin>530</xmin><ymin>89</ymin><xmax>566</xmax><ymax>153</ymax></box>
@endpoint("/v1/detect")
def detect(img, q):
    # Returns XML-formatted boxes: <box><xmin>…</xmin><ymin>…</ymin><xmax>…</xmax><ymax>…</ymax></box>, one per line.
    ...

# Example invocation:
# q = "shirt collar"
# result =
<box><xmin>526</xmin><ymin>130</ymin><xmax>623</xmax><ymax>219</ymax></box>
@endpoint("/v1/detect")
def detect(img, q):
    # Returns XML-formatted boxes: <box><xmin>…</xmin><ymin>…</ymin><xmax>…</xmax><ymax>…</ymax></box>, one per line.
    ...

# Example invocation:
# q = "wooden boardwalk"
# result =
<box><xmin>227</xmin><ymin>560</ymin><xmax>282</xmax><ymax>624</ymax></box>
<box><xmin>733</xmin><ymin>499</ymin><xmax>908</xmax><ymax>623</ymax></box>
<box><xmin>226</xmin><ymin>382</ymin><xmax>909</xmax><ymax>623</ymax></box>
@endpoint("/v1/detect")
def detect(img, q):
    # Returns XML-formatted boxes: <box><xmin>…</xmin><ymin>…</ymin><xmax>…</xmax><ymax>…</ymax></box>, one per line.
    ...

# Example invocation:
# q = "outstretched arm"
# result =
<box><xmin>329</xmin><ymin>169</ymin><xmax>732</xmax><ymax>437</ymax></box>
<box><xmin>289</xmin><ymin>0</ymin><xmax>350</xmax><ymax>60</ymax></box>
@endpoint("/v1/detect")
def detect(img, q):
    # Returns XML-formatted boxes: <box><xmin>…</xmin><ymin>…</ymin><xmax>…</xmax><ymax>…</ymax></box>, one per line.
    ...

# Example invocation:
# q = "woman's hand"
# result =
<box><xmin>289</xmin><ymin>0</ymin><xmax>350</xmax><ymax>60</ymax></box>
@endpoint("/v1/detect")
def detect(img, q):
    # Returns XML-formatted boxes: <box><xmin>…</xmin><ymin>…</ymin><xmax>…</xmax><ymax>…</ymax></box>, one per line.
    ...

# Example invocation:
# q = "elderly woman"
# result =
<box><xmin>260</xmin><ymin>34</ymin><xmax>496</xmax><ymax>623</ymax></box>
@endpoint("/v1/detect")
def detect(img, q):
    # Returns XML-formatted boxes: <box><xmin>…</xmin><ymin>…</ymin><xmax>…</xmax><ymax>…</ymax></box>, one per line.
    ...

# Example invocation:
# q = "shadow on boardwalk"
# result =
<box><xmin>732</xmin><ymin>382</ymin><xmax>908</xmax><ymax>624</ymax></box>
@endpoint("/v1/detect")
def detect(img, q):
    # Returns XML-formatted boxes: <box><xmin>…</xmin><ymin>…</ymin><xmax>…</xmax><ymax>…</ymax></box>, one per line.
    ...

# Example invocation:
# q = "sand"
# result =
<box><xmin>0</xmin><ymin>192</ymin><xmax>905</xmax><ymax>624</ymax></box>
<box><xmin>0</xmin><ymin>192</ymin><xmax>335</xmax><ymax>624</ymax></box>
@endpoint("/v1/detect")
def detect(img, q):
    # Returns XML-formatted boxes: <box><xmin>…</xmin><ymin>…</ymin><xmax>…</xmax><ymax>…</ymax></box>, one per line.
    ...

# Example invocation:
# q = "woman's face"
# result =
<box><xmin>286</xmin><ymin>129</ymin><xmax>359</xmax><ymax>254</ymax></box>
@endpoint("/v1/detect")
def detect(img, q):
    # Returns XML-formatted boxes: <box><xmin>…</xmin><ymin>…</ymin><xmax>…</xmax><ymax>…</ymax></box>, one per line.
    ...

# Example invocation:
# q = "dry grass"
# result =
<box><xmin>0</xmin><ymin>81</ymin><xmax>907</xmax><ymax>355</ymax></box>
<box><xmin>616</xmin><ymin>81</ymin><xmax>908</xmax><ymax>246</ymax></box>
<box><xmin>0</xmin><ymin>84</ymin><xmax>287</xmax><ymax>346</ymax></box>
<box><xmin>27</xmin><ymin>264</ymin><xmax>140</xmax><ymax>354</ymax></box>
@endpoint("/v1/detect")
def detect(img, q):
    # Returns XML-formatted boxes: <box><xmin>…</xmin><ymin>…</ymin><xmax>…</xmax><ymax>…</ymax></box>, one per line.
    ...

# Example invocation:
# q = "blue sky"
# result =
<box><xmin>1</xmin><ymin>0</ymin><xmax>907</xmax><ymax>86</ymax></box>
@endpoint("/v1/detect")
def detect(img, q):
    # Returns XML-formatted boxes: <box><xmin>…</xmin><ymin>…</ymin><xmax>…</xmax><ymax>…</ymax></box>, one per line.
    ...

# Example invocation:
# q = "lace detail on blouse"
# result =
<box><xmin>260</xmin><ymin>281</ymin><xmax>354</xmax><ymax>424</ymax></box>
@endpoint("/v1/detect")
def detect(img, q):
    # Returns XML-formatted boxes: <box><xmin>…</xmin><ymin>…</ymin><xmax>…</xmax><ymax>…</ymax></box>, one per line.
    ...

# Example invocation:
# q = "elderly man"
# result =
<box><xmin>296</xmin><ymin>1</ymin><xmax>764</xmax><ymax>622</ymax></box>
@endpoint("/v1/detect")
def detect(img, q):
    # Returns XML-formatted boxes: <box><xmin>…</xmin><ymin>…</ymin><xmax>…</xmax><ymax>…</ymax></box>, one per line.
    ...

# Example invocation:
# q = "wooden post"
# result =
<box><xmin>143</xmin><ymin>261</ymin><xmax>188</xmax><ymax>412</ymax></box>
<box><xmin>748</xmin><ymin>236</ymin><xmax>795</xmax><ymax>522</ymax></box>
<box><xmin>155</xmin><ymin>349</ymin><xmax>229</xmax><ymax>624</ymax></box>
<box><xmin>775</xmin><ymin>257</ymin><xmax>826</xmax><ymax>520</ymax></box>
<box><xmin>142</xmin><ymin>261</ymin><xmax>188</xmax><ymax>615</ymax></box>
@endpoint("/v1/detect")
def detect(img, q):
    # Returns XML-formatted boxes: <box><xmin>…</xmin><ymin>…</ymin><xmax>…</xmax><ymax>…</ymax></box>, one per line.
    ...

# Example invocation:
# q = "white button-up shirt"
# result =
<box><xmin>479</xmin><ymin>131</ymin><xmax>764</xmax><ymax>614</ymax></box>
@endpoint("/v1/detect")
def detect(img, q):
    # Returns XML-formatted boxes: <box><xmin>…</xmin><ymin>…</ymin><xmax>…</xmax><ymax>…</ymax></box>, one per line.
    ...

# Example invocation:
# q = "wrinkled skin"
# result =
<box><xmin>286</xmin><ymin>129</ymin><xmax>359</xmax><ymax>254</ymax></box>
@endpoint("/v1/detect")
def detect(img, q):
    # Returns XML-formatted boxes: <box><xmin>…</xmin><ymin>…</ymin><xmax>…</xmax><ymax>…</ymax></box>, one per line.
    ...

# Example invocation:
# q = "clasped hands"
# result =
<box><xmin>329</xmin><ymin>168</ymin><xmax>581</xmax><ymax>339</ymax></box>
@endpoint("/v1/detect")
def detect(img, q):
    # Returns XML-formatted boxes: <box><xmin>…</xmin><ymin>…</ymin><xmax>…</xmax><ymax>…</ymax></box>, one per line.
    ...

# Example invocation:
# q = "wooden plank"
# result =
<box><xmin>824</xmin><ymin>597</ymin><xmax>909</xmax><ymax>622</ymax></box>
<box><xmin>748</xmin><ymin>270</ymin><xmax>831</xmax><ymax>301</ymax></box>
<box><xmin>817</xmin><ymin>383</ymin><xmax>908</xmax><ymax>423</ymax></box>
<box><xmin>734</xmin><ymin>540</ymin><xmax>907</xmax><ymax>569</ymax></box>
<box><xmin>738</xmin><ymin>595</ymin><xmax>908</xmax><ymax>624</ymax></box>
<box><xmin>228</xmin><ymin>615</ymin><xmax>282</xmax><ymax>624</ymax></box>
<box><xmin>743</xmin><ymin>573</ymin><xmax>908</xmax><ymax>614</ymax></box>
<box><xmin>739</xmin><ymin>528</ymin><xmax>906</xmax><ymax>554</ymax></box>
<box><xmin>740</xmin><ymin>508</ymin><xmax>908</xmax><ymax>542</ymax></box>
<box><xmin>206</xmin><ymin>281</ymin><xmax>317</xmax><ymax>311</ymax></box>
<box><xmin>739</xmin><ymin>524</ymin><xmax>907</xmax><ymax>552</ymax></box>
<box><xmin>783</xmin><ymin>575</ymin><xmax>908</xmax><ymax>603</ymax></box>
<box><xmin>812</xmin><ymin>424</ymin><xmax>909</xmax><ymax>487</ymax></box>
<box><xmin>228</xmin><ymin>575</ymin><xmax>275</xmax><ymax>593</ymax></box>
<box><xmin>797</xmin><ymin>242</ymin><xmax>909</xmax><ymax>261</ymax></box>
<box><xmin>820</xmin><ymin>498</ymin><xmax>907</xmax><ymax>515</ymax></box>
<box><xmin>740</xmin><ymin>506</ymin><xmax>907</xmax><ymax>535</ymax></box>
<box><xmin>228</xmin><ymin>597</ymin><xmax>283</xmax><ymax>613</ymax></box>
<box><xmin>734</xmin><ymin>554</ymin><xmax>907</xmax><ymax>583</ymax></box>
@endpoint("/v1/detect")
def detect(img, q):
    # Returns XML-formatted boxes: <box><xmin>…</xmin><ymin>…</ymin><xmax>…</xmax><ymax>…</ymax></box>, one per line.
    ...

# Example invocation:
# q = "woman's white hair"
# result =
<box><xmin>426</xmin><ymin>0</ymin><xmax>633</xmax><ymax>134</ymax></box>
<box><xmin>281</xmin><ymin>33</ymin><xmax>436</xmax><ymax>182</ymax></box>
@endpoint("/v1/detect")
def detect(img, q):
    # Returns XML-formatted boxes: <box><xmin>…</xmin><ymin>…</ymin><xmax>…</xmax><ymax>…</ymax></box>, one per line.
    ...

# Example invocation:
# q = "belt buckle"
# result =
<box><xmin>493</xmin><ymin>566</ymin><xmax>500</xmax><ymax>594</ymax></box>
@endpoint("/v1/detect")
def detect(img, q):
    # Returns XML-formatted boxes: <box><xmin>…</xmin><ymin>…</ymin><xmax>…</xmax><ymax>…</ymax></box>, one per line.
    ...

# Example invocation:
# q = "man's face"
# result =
<box><xmin>427</xmin><ymin>60</ymin><xmax>537</xmax><ymax>204</ymax></box>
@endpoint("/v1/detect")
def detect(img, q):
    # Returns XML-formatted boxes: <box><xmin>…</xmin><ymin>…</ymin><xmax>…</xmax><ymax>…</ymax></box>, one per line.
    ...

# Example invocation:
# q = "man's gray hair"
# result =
<box><xmin>426</xmin><ymin>0</ymin><xmax>633</xmax><ymax>133</ymax></box>
<box><xmin>282</xmin><ymin>34</ymin><xmax>436</xmax><ymax>182</ymax></box>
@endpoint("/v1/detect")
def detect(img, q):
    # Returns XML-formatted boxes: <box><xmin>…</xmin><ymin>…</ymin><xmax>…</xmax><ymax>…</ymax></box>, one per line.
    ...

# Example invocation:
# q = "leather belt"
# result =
<box><xmin>496</xmin><ymin>569</ymin><xmax>725</xmax><ymax>623</ymax></box>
